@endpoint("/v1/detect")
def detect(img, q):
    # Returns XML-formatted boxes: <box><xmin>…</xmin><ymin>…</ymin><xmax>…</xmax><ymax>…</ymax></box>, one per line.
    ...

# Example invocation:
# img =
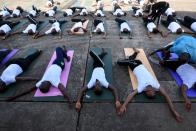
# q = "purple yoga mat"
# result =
<box><xmin>0</xmin><ymin>49</ymin><xmax>18</xmax><ymax>68</ymax></box>
<box><xmin>34</xmin><ymin>50</ymin><xmax>74</xmax><ymax>97</ymax></box>
<box><xmin>156</xmin><ymin>51</ymin><xmax>196</xmax><ymax>97</ymax></box>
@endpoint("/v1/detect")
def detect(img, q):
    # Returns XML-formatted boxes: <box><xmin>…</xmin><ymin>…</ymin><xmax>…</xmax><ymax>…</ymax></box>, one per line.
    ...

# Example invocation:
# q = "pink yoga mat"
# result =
<box><xmin>34</xmin><ymin>50</ymin><xmax>74</xmax><ymax>97</ymax></box>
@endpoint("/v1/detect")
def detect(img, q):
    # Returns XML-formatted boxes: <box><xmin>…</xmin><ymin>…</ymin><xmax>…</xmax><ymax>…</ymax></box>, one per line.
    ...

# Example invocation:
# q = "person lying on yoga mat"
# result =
<box><xmin>132</xmin><ymin>7</ymin><xmax>143</xmax><ymax>17</ymax></box>
<box><xmin>159</xmin><ymin>54</ymin><xmax>196</xmax><ymax>112</ymax></box>
<box><xmin>115</xmin><ymin>18</ymin><xmax>133</xmax><ymax>39</ymax></box>
<box><xmin>117</xmin><ymin>48</ymin><xmax>182</xmax><ymax>122</ymax></box>
<box><xmin>34</xmin><ymin>19</ymin><xmax>66</xmax><ymax>39</ymax></box>
<box><xmin>12</xmin><ymin>15</ymin><xmax>42</xmax><ymax>36</ymax></box>
<box><xmin>161</xmin><ymin>15</ymin><xmax>184</xmax><ymax>35</ymax></box>
<box><xmin>75</xmin><ymin>49</ymin><xmax>121</xmax><ymax>111</ymax></box>
<box><xmin>0</xmin><ymin>49</ymin><xmax>11</xmax><ymax>63</ymax></box>
<box><xmin>149</xmin><ymin>35</ymin><xmax>196</xmax><ymax>64</ymax></box>
<box><xmin>72</xmin><ymin>7</ymin><xmax>88</xmax><ymax>16</ymax></box>
<box><xmin>143</xmin><ymin>17</ymin><xmax>165</xmax><ymax>38</ymax></box>
<box><xmin>0</xmin><ymin>20</ymin><xmax>20</xmax><ymax>40</ymax></box>
<box><xmin>164</xmin><ymin>7</ymin><xmax>176</xmax><ymax>17</ymax></box>
<box><xmin>44</xmin><ymin>6</ymin><xmax>57</xmax><ymax>17</ymax></box>
<box><xmin>63</xmin><ymin>7</ymin><xmax>83</xmax><ymax>17</ymax></box>
<box><xmin>94</xmin><ymin>8</ymin><xmax>105</xmax><ymax>17</ymax></box>
<box><xmin>91</xmin><ymin>19</ymin><xmax>106</xmax><ymax>39</ymax></box>
<box><xmin>67</xmin><ymin>19</ymin><xmax>88</xmax><ymax>35</ymax></box>
<box><xmin>177</xmin><ymin>16</ymin><xmax>196</xmax><ymax>33</ymax></box>
<box><xmin>3</xmin><ymin>6</ymin><xmax>24</xmax><ymax>18</ymax></box>
<box><xmin>27</xmin><ymin>5</ymin><xmax>41</xmax><ymax>18</ymax></box>
<box><xmin>112</xmin><ymin>3</ymin><xmax>126</xmax><ymax>17</ymax></box>
<box><xmin>0</xmin><ymin>49</ymin><xmax>42</xmax><ymax>92</ymax></box>
<box><xmin>0</xmin><ymin>6</ymin><xmax>12</xmax><ymax>18</ymax></box>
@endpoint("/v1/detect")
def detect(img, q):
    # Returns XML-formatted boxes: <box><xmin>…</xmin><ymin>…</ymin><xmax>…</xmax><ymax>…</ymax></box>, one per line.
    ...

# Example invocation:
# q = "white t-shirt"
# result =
<box><xmin>0</xmin><ymin>24</ymin><xmax>11</xmax><ymax>33</ymax></box>
<box><xmin>22</xmin><ymin>24</ymin><xmax>37</xmax><ymax>34</ymax></box>
<box><xmin>45</xmin><ymin>22</ymin><xmax>60</xmax><ymax>34</ymax></box>
<box><xmin>65</xmin><ymin>9</ymin><xmax>73</xmax><ymax>16</ymax></box>
<box><xmin>165</xmin><ymin>8</ymin><xmax>175</xmax><ymax>16</ymax></box>
<box><xmin>168</xmin><ymin>22</ymin><xmax>182</xmax><ymax>33</ymax></box>
<box><xmin>133</xmin><ymin>65</ymin><xmax>160</xmax><ymax>93</ymax></box>
<box><xmin>87</xmin><ymin>67</ymin><xmax>109</xmax><ymax>89</ymax></box>
<box><xmin>135</xmin><ymin>9</ymin><xmax>143</xmax><ymax>16</ymax></box>
<box><xmin>120</xmin><ymin>22</ymin><xmax>131</xmax><ymax>32</ymax></box>
<box><xmin>0</xmin><ymin>64</ymin><xmax>23</xmax><ymax>86</ymax></box>
<box><xmin>147</xmin><ymin>22</ymin><xmax>156</xmax><ymax>32</ymax></box>
<box><xmin>80</xmin><ymin>9</ymin><xmax>88</xmax><ymax>16</ymax></box>
<box><xmin>190</xmin><ymin>22</ymin><xmax>196</xmax><ymax>32</ymax></box>
<box><xmin>94</xmin><ymin>22</ymin><xmax>105</xmax><ymax>32</ymax></box>
<box><xmin>0</xmin><ymin>10</ymin><xmax>10</xmax><ymax>17</ymax></box>
<box><xmin>46</xmin><ymin>9</ymin><xmax>55</xmax><ymax>17</ymax></box>
<box><xmin>12</xmin><ymin>9</ymin><xmax>20</xmax><ymax>16</ymax></box>
<box><xmin>29</xmin><ymin>10</ymin><xmax>36</xmax><ymax>17</ymax></box>
<box><xmin>36</xmin><ymin>64</ymin><xmax>62</xmax><ymax>88</ymax></box>
<box><xmin>113</xmin><ymin>9</ymin><xmax>124</xmax><ymax>16</ymax></box>
<box><xmin>71</xmin><ymin>22</ymin><xmax>83</xmax><ymax>32</ymax></box>
<box><xmin>176</xmin><ymin>64</ymin><xmax>196</xmax><ymax>89</ymax></box>
<box><xmin>95</xmin><ymin>10</ymin><xmax>105</xmax><ymax>17</ymax></box>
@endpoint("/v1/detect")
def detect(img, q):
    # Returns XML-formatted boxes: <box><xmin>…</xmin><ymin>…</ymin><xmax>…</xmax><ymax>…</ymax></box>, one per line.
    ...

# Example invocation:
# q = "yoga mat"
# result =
<box><xmin>70</xmin><ymin>20</ymin><xmax>89</xmax><ymax>35</ymax></box>
<box><xmin>12</xmin><ymin>19</ymin><xmax>28</xmax><ymax>32</ymax></box>
<box><xmin>33</xmin><ymin>50</ymin><xmax>74</xmax><ymax>101</ymax></box>
<box><xmin>124</xmin><ymin>48</ymin><xmax>165</xmax><ymax>102</ymax></box>
<box><xmin>84</xmin><ymin>48</ymin><xmax>114</xmax><ymax>101</ymax></box>
<box><xmin>0</xmin><ymin>49</ymin><xmax>18</xmax><ymax>68</ymax></box>
<box><xmin>156</xmin><ymin>51</ymin><xmax>196</xmax><ymax>98</ymax></box>
<box><xmin>91</xmin><ymin>19</ymin><xmax>107</xmax><ymax>34</ymax></box>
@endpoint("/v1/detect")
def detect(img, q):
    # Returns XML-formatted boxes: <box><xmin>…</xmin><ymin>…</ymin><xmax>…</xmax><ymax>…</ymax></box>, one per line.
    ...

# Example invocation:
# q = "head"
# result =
<box><xmin>97</xmin><ymin>13</ymin><xmax>101</xmax><ymax>17</ymax></box>
<box><xmin>123</xmin><ymin>28</ymin><xmax>129</xmax><ymax>33</ymax></box>
<box><xmin>117</xmin><ymin>13</ymin><xmax>121</xmax><ymax>17</ymax></box>
<box><xmin>51</xmin><ymin>28</ymin><xmax>57</xmax><ymax>35</ymax></box>
<box><xmin>96</xmin><ymin>28</ymin><xmax>102</xmax><ymax>34</ymax></box>
<box><xmin>93</xmin><ymin>79</ymin><xmax>103</xmax><ymax>95</ymax></box>
<box><xmin>179</xmin><ymin>53</ymin><xmax>190</xmax><ymax>63</ymax></box>
<box><xmin>73</xmin><ymin>27</ymin><xmax>80</xmax><ymax>32</ymax></box>
<box><xmin>12</xmin><ymin>14</ymin><xmax>18</xmax><ymax>18</ymax></box>
<box><xmin>172</xmin><ymin>12</ymin><xmax>176</xmax><ymax>17</ymax></box>
<box><xmin>45</xmin><ymin>13</ymin><xmax>49</xmax><ymax>17</ymax></box>
<box><xmin>0</xmin><ymin>30</ymin><xmax>6</xmax><ymax>36</ymax></box>
<box><xmin>152</xmin><ymin>28</ymin><xmax>159</xmax><ymax>34</ymax></box>
<box><xmin>63</xmin><ymin>12</ymin><xmax>67</xmax><ymax>17</ymax></box>
<box><xmin>139</xmin><ymin>12</ymin><xmax>142</xmax><ymax>17</ymax></box>
<box><xmin>39</xmin><ymin>81</ymin><xmax>51</xmax><ymax>93</ymax></box>
<box><xmin>0</xmin><ymin>80</ymin><xmax>6</xmax><ymax>93</ymax></box>
<box><xmin>28</xmin><ymin>29</ymin><xmax>34</xmax><ymax>35</ymax></box>
<box><xmin>144</xmin><ymin>85</ymin><xmax>156</xmax><ymax>99</ymax></box>
<box><xmin>83</xmin><ymin>12</ymin><xmax>87</xmax><ymax>16</ymax></box>
<box><xmin>176</xmin><ymin>28</ymin><xmax>182</xmax><ymax>34</ymax></box>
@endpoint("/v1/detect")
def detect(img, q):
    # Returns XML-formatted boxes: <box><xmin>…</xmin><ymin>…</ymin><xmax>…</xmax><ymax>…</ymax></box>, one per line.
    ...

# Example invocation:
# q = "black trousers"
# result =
<box><xmin>3</xmin><ymin>7</ymin><xmax>13</xmax><ymax>14</ymax></box>
<box><xmin>161</xmin><ymin>15</ymin><xmax>176</xmax><ymax>27</ymax></box>
<box><xmin>71</xmin><ymin>18</ymin><xmax>86</xmax><ymax>23</ymax></box>
<box><xmin>149</xmin><ymin>2</ymin><xmax>169</xmax><ymax>24</ymax></box>
<box><xmin>115</xmin><ymin>18</ymin><xmax>126</xmax><ymax>27</ymax></box>
<box><xmin>90</xmin><ymin>50</ymin><xmax>106</xmax><ymax>69</ymax></box>
<box><xmin>0</xmin><ymin>50</ymin><xmax>11</xmax><ymax>62</ymax></box>
<box><xmin>6</xmin><ymin>49</ymin><xmax>41</xmax><ymax>71</ymax></box>
<box><xmin>94</xmin><ymin>19</ymin><xmax>103</xmax><ymax>27</ymax></box>
<box><xmin>52</xmin><ymin>47</ymin><xmax>69</xmax><ymax>70</ymax></box>
<box><xmin>0</xmin><ymin>21</ymin><xmax>20</xmax><ymax>28</ymax></box>
<box><xmin>181</xmin><ymin>16</ymin><xmax>196</xmax><ymax>28</ymax></box>
<box><xmin>117</xmin><ymin>52</ymin><xmax>142</xmax><ymax>71</ymax></box>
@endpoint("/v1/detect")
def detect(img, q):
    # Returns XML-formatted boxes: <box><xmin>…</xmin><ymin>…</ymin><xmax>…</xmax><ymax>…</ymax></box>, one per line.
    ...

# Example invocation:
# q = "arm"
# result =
<box><xmin>128</xmin><ymin>31</ymin><xmax>133</xmax><ymax>39</ymax></box>
<box><xmin>59</xmin><ymin>30</ymin><xmax>62</xmax><ymax>39</ymax></box>
<box><xmin>75</xmin><ymin>86</ymin><xmax>88</xmax><ymax>111</ymax></box>
<box><xmin>181</xmin><ymin>84</ymin><xmax>191</xmax><ymax>112</ymax></box>
<box><xmin>108</xmin><ymin>84</ymin><xmax>121</xmax><ymax>110</ymax></box>
<box><xmin>159</xmin><ymin>87</ymin><xmax>182</xmax><ymax>122</ymax></box>
<box><xmin>34</xmin><ymin>32</ymin><xmax>46</xmax><ymax>39</ymax></box>
<box><xmin>149</xmin><ymin>44</ymin><xmax>173</xmax><ymax>56</ymax></box>
<box><xmin>102</xmin><ymin>32</ymin><xmax>106</xmax><ymax>39</ymax></box>
<box><xmin>11</xmin><ymin>31</ymin><xmax>22</xmax><ymax>35</ymax></box>
<box><xmin>119</xmin><ymin>31</ymin><xmax>122</xmax><ymax>39</ymax></box>
<box><xmin>118</xmin><ymin>90</ymin><xmax>138</xmax><ymax>115</ymax></box>
<box><xmin>6</xmin><ymin>86</ymin><xmax>36</xmax><ymax>101</ymax></box>
<box><xmin>58</xmin><ymin>83</ymin><xmax>72</xmax><ymax>106</ymax></box>
<box><xmin>15</xmin><ymin>76</ymin><xmax>40</xmax><ymax>81</ymax></box>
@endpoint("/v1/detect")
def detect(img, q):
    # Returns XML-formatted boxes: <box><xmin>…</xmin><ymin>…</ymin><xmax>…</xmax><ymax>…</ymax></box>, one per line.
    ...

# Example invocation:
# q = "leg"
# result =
<box><xmin>71</xmin><ymin>18</ymin><xmax>82</xmax><ymax>22</ymax></box>
<box><xmin>183</xmin><ymin>16</ymin><xmax>196</xmax><ymax>28</ymax></box>
<box><xmin>27</xmin><ymin>15</ymin><xmax>38</xmax><ymax>25</ymax></box>
<box><xmin>0</xmin><ymin>50</ymin><xmax>11</xmax><ymax>62</ymax></box>
<box><xmin>90</xmin><ymin>50</ymin><xmax>105</xmax><ymax>68</ymax></box>
<box><xmin>8</xmin><ymin>21</ymin><xmax>20</xmax><ymax>28</ymax></box>
<box><xmin>115</xmin><ymin>18</ymin><xmax>126</xmax><ymax>27</ymax></box>
<box><xmin>161</xmin><ymin>20</ymin><xmax>169</xmax><ymax>28</ymax></box>
<box><xmin>24</xmin><ymin>49</ymin><xmax>41</xmax><ymax>65</ymax></box>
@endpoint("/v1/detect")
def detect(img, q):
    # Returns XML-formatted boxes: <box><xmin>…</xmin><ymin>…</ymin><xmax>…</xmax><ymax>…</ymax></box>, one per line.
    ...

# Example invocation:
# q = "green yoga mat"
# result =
<box><xmin>0</xmin><ymin>48</ymin><xmax>39</xmax><ymax>100</ymax></box>
<box><xmin>84</xmin><ymin>48</ymin><xmax>114</xmax><ymax>101</ymax></box>
<box><xmin>12</xmin><ymin>19</ymin><xmax>28</xmax><ymax>32</ymax></box>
